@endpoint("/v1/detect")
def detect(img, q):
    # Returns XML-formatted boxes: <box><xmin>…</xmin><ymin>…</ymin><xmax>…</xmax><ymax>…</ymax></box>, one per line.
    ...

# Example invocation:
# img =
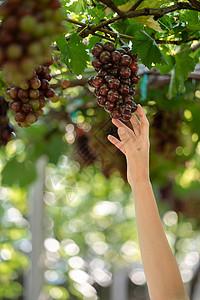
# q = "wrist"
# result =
<box><xmin>130</xmin><ymin>177</ymin><xmax>151</xmax><ymax>192</ymax></box>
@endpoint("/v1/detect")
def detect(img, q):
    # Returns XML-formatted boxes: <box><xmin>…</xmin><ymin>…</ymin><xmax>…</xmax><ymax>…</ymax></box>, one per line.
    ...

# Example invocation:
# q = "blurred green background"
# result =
<box><xmin>0</xmin><ymin>65</ymin><xmax>200</xmax><ymax>299</ymax></box>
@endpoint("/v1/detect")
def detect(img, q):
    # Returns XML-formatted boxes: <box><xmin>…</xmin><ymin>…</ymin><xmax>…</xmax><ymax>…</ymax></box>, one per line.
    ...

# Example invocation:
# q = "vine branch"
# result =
<box><xmin>65</xmin><ymin>17</ymin><xmax>200</xmax><ymax>46</ymax></box>
<box><xmin>188</xmin><ymin>0</ymin><xmax>200</xmax><ymax>10</ymax></box>
<box><xmin>78</xmin><ymin>2</ymin><xmax>197</xmax><ymax>37</ymax></box>
<box><xmin>129</xmin><ymin>0</ymin><xmax>144</xmax><ymax>11</ymax></box>
<box><xmin>98</xmin><ymin>0</ymin><xmax>126</xmax><ymax>18</ymax></box>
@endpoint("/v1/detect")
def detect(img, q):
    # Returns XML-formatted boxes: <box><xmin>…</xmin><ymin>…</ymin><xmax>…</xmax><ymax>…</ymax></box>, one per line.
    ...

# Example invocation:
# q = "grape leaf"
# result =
<box><xmin>131</xmin><ymin>30</ymin><xmax>167</xmax><ymax>69</ymax></box>
<box><xmin>56</xmin><ymin>34</ymin><xmax>89</xmax><ymax>75</ymax></box>
<box><xmin>116</xmin><ymin>0</ymin><xmax>168</xmax><ymax>31</ymax></box>
<box><xmin>66</xmin><ymin>0</ymin><xmax>86</xmax><ymax>14</ymax></box>
<box><xmin>169</xmin><ymin>50</ymin><xmax>196</xmax><ymax>98</ymax></box>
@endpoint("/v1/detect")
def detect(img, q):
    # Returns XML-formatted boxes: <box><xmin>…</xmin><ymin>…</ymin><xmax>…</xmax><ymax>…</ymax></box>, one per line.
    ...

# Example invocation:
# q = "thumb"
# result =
<box><xmin>118</xmin><ymin>127</ymin><xmax>134</xmax><ymax>153</ymax></box>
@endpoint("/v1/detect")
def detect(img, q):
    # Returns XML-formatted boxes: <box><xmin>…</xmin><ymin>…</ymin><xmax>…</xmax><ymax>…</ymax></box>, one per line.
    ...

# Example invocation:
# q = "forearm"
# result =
<box><xmin>131</xmin><ymin>180</ymin><xmax>188</xmax><ymax>300</ymax></box>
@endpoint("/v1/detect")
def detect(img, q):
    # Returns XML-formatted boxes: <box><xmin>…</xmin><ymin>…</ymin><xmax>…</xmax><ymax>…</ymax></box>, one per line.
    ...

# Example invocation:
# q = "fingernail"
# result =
<box><xmin>119</xmin><ymin>127</ymin><xmax>125</xmax><ymax>135</ymax></box>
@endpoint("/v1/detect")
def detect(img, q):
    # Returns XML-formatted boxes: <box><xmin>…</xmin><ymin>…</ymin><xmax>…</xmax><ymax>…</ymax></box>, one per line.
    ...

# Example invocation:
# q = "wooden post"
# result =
<box><xmin>111</xmin><ymin>267</ymin><xmax>128</xmax><ymax>300</ymax></box>
<box><xmin>24</xmin><ymin>156</ymin><xmax>47</xmax><ymax>300</ymax></box>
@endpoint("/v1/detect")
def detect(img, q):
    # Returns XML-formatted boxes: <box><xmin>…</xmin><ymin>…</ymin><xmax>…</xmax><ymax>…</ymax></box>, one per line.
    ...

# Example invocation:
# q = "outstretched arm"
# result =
<box><xmin>108</xmin><ymin>105</ymin><xmax>189</xmax><ymax>300</ymax></box>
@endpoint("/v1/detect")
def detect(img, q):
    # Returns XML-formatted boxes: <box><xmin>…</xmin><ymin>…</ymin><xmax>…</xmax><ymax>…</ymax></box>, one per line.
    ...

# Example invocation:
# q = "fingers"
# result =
<box><xmin>136</xmin><ymin>104</ymin><xmax>149</xmax><ymax>137</ymax></box>
<box><xmin>130</xmin><ymin>113</ymin><xmax>141</xmax><ymax>137</ymax></box>
<box><xmin>107</xmin><ymin>135</ymin><xmax>126</xmax><ymax>154</ymax></box>
<box><xmin>112</xmin><ymin>118</ymin><xmax>136</xmax><ymax>139</ymax></box>
<box><xmin>117</xmin><ymin>127</ymin><xmax>135</xmax><ymax>154</ymax></box>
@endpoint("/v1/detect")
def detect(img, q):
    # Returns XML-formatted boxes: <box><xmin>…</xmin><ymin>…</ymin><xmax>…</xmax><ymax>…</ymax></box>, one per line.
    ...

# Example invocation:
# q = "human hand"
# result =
<box><xmin>107</xmin><ymin>105</ymin><xmax>150</xmax><ymax>188</ymax></box>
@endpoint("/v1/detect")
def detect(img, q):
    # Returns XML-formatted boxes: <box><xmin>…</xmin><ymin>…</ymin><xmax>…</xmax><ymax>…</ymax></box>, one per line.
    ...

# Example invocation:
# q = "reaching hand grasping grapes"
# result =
<box><xmin>88</xmin><ymin>41</ymin><xmax>140</xmax><ymax>122</ymax></box>
<box><xmin>107</xmin><ymin>104</ymin><xmax>150</xmax><ymax>187</ymax></box>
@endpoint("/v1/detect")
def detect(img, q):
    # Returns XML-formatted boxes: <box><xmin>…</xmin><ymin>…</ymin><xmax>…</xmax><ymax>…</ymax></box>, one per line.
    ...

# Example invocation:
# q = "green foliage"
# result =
<box><xmin>56</xmin><ymin>33</ymin><xmax>90</xmax><ymax>75</ymax></box>
<box><xmin>1</xmin><ymin>158</ymin><xmax>37</xmax><ymax>187</ymax></box>
<box><xmin>169</xmin><ymin>50</ymin><xmax>196</xmax><ymax>98</ymax></box>
<box><xmin>132</xmin><ymin>30</ymin><xmax>168</xmax><ymax>69</ymax></box>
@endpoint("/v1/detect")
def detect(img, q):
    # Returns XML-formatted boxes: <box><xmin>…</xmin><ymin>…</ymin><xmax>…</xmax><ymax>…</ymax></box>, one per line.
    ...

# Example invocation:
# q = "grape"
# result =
<box><xmin>119</xmin><ymin>84</ymin><xmax>129</xmax><ymax>95</ymax></box>
<box><xmin>131</xmin><ymin>75</ymin><xmax>140</xmax><ymax>84</ymax></box>
<box><xmin>108</xmin><ymin>78</ymin><xmax>120</xmax><ymax>90</ymax></box>
<box><xmin>102</xmin><ymin>63</ymin><xmax>112</xmax><ymax>70</ymax></box>
<box><xmin>105</xmin><ymin>75</ymin><xmax>114</xmax><ymax>83</ymax></box>
<box><xmin>92</xmin><ymin>77</ymin><xmax>104</xmax><ymax>88</ymax></box>
<box><xmin>120</xmin><ymin>104</ymin><xmax>132</xmax><ymax>115</ymax></box>
<box><xmin>10</xmin><ymin>101</ymin><xmax>21</xmax><ymax>113</ymax></box>
<box><xmin>117</xmin><ymin>48</ymin><xmax>126</xmax><ymax>55</ymax></box>
<box><xmin>97</xmin><ymin>96</ymin><xmax>107</xmax><ymax>107</ymax></box>
<box><xmin>119</xmin><ymin>67</ymin><xmax>131</xmax><ymax>79</ymax></box>
<box><xmin>18</xmin><ymin>89</ymin><xmax>28</xmax><ymax>100</ymax></box>
<box><xmin>15</xmin><ymin>112</ymin><xmax>26</xmax><ymax>122</ymax></box>
<box><xmin>29</xmin><ymin>99</ymin><xmax>40</xmax><ymax>110</ymax></box>
<box><xmin>121</xmin><ymin>78</ymin><xmax>131</xmax><ymax>85</ymax></box>
<box><xmin>94</xmin><ymin>88</ymin><xmax>101</xmax><ymax>97</ymax></box>
<box><xmin>130</xmin><ymin>61</ymin><xmax>139</xmax><ymax>74</ymax></box>
<box><xmin>92</xmin><ymin>44</ymin><xmax>104</xmax><ymax>57</ymax></box>
<box><xmin>124</xmin><ymin>95</ymin><xmax>134</xmax><ymax>105</ymax></box>
<box><xmin>97</xmin><ymin>70</ymin><xmax>107</xmax><ymax>77</ymax></box>
<box><xmin>20</xmin><ymin>81</ymin><xmax>30</xmax><ymax>90</ymax></box>
<box><xmin>131</xmin><ymin>102</ymin><xmax>137</xmax><ymax>112</ymax></box>
<box><xmin>92</xmin><ymin>58</ymin><xmax>102</xmax><ymax>69</ymax></box>
<box><xmin>99</xmin><ymin>51</ymin><xmax>111</xmax><ymax>63</ymax></box>
<box><xmin>111</xmin><ymin>107</ymin><xmax>121</xmax><ymax>119</ymax></box>
<box><xmin>111</xmin><ymin>51</ymin><xmax>121</xmax><ymax>63</ymax></box>
<box><xmin>22</xmin><ymin>103</ymin><xmax>32</xmax><ymax>113</ymax></box>
<box><xmin>104</xmin><ymin>41</ymin><xmax>115</xmax><ymax>53</ymax></box>
<box><xmin>45</xmin><ymin>88</ymin><xmax>55</xmax><ymax>98</ymax></box>
<box><xmin>120</xmin><ymin>55</ymin><xmax>132</xmax><ymax>66</ymax></box>
<box><xmin>29</xmin><ymin>89</ymin><xmax>40</xmax><ymax>99</ymax></box>
<box><xmin>121</xmin><ymin>113</ymin><xmax>131</xmax><ymax>122</ymax></box>
<box><xmin>107</xmin><ymin>90</ymin><xmax>119</xmax><ymax>102</ymax></box>
<box><xmin>41</xmin><ymin>79</ymin><xmax>49</xmax><ymax>90</ymax></box>
<box><xmin>90</xmin><ymin>42</ymin><xmax>139</xmax><ymax>122</ymax></box>
<box><xmin>25</xmin><ymin>113</ymin><xmax>36</xmax><ymax>124</ymax></box>
<box><xmin>99</xmin><ymin>84</ymin><xmax>109</xmax><ymax>96</ymax></box>
<box><xmin>43</xmin><ymin>73</ymin><xmax>52</xmax><ymax>81</ymax></box>
<box><xmin>6</xmin><ymin>59</ymin><xmax>55</xmax><ymax>127</ymax></box>
<box><xmin>0</xmin><ymin>0</ymin><xmax>65</xmax><ymax>86</ymax></box>
<box><xmin>129</xmin><ymin>87</ymin><xmax>136</xmax><ymax>95</ymax></box>
<box><xmin>104</xmin><ymin>101</ymin><xmax>115</xmax><ymax>112</ymax></box>
<box><xmin>30</xmin><ymin>77</ymin><xmax>41</xmax><ymax>89</ymax></box>
<box><xmin>10</xmin><ymin>87</ymin><xmax>19</xmax><ymax>99</ymax></box>
<box><xmin>110</xmin><ymin>67</ymin><xmax>118</xmax><ymax>76</ymax></box>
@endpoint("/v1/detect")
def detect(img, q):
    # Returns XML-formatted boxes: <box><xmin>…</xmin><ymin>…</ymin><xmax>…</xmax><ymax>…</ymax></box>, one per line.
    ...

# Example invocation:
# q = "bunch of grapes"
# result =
<box><xmin>0</xmin><ymin>0</ymin><xmax>65</xmax><ymax>86</ymax></box>
<box><xmin>5</xmin><ymin>59</ymin><xmax>55</xmax><ymax>128</ymax></box>
<box><xmin>88</xmin><ymin>41</ymin><xmax>139</xmax><ymax>122</ymax></box>
<box><xmin>0</xmin><ymin>96</ymin><xmax>14</xmax><ymax>146</ymax></box>
<box><xmin>151</xmin><ymin>109</ymin><xmax>182</xmax><ymax>158</ymax></box>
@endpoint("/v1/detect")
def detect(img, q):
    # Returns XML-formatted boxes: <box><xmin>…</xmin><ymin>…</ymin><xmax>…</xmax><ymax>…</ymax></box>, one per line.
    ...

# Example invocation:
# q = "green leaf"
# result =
<box><xmin>44</xmin><ymin>133</ymin><xmax>66</xmax><ymax>165</ymax></box>
<box><xmin>125</xmin><ymin>20</ymin><xmax>143</xmax><ymax>36</ymax></box>
<box><xmin>1</xmin><ymin>158</ymin><xmax>37</xmax><ymax>187</ymax></box>
<box><xmin>66</xmin><ymin>0</ymin><xmax>86</xmax><ymax>14</ymax></box>
<box><xmin>169</xmin><ymin>50</ymin><xmax>196</xmax><ymax>98</ymax></box>
<box><xmin>131</xmin><ymin>30</ymin><xmax>167</xmax><ymax>69</ymax></box>
<box><xmin>56</xmin><ymin>34</ymin><xmax>90</xmax><ymax>75</ymax></box>
<box><xmin>116</xmin><ymin>0</ymin><xmax>168</xmax><ymax>31</ymax></box>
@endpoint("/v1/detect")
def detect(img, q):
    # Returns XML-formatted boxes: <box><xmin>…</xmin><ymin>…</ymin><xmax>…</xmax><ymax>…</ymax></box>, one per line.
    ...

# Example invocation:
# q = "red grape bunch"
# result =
<box><xmin>0</xmin><ymin>0</ymin><xmax>65</xmax><ymax>86</ymax></box>
<box><xmin>0</xmin><ymin>96</ymin><xmax>14</xmax><ymax>146</ymax></box>
<box><xmin>88</xmin><ymin>41</ymin><xmax>140</xmax><ymax>122</ymax></box>
<box><xmin>5</xmin><ymin>58</ymin><xmax>55</xmax><ymax>128</ymax></box>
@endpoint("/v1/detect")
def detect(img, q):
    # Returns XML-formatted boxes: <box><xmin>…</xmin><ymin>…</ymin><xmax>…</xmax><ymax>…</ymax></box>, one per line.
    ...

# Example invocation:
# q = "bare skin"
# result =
<box><xmin>108</xmin><ymin>105</ymin><xmax>189</xmax><ymax>300</ymax></box>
